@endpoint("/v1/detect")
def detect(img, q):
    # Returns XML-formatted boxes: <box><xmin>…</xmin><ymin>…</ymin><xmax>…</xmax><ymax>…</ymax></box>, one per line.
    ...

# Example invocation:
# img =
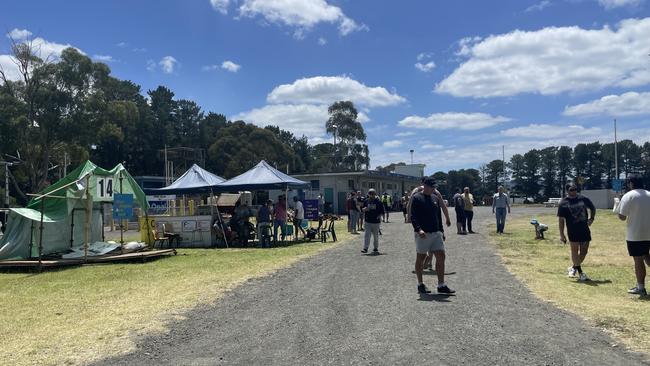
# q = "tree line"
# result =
<box><xmin>0</xmin><ymin>42</ymin><xmax>368</xmax><ymax>205</ymax></box>
<box><xmin>422</xmin><ymin>141</ymin><xmax>650</xmax><ymax>203</ymax></box>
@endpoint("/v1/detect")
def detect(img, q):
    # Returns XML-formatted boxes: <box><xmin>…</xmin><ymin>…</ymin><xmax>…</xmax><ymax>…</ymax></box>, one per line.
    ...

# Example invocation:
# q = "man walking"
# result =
<box><xmin>361</xmin><ymin>189</ymin><xmax>384</xmax><ymax>254</ymax></box>
<box><xmin>356</xmin><ymin>191</ymin><xmax>365</xmax><ymax>231</ymax></box>
<box><xmin>401</xmin><ymin>192</ymin><xmax>409</xmax><ymax>223</ymax></box>
<box><xmin>558</xmin><ymin>183</ymin><xmax>596</xmax><ymax>282</ymax></box>
<box><xmin>492</xmin><ymin>186</ymin><xmax>511</xmax><ymax>234</ymax></box>
<box><xmin>452</xmin><ymin>188</ymin><xmax>466</xmax><ymax>235</ymax></box>
<box><xmin>381</xmin><ymin>192</ymin><xmax>392</xmax><ymax>223</ymax></box>
<box><xmin>463</xmin><ymin>187</ymin><xmax>475</xmax><ymax>233</ymax></box>
<box><xmin>411</xmin><ymin>176</ymin><xmax>454</xmax><ymax>294</ymax></box>
<box><xmin>614</xmin><ymin>174</ymin><xmax>650</xmax><ymax>297</ymax></box>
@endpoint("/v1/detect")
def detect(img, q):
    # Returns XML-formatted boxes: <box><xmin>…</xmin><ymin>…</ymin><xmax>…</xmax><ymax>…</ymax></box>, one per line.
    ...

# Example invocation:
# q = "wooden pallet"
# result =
<box><xmin>0</xmin><ymin>249</ymin><xmax>177</xmax><ymax>269</ymax></box>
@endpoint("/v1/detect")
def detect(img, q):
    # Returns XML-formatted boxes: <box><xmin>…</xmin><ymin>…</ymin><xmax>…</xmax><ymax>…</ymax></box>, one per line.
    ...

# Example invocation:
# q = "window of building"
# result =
<box><xmin>362</xmin><ymin>181</ymin><xmax>367</xmax><ymax>188</ymax></box>
<box><xmin>310</xmin><ymin>180</ymin><xmax>320</xmax><ymax>190</ymax></box>
<box><xmin>348</xmin><ymin>179</ymin><xmax>355</xmax><ymax>189</ymax></box>
<box><xmin>369</xmin><ymin>182</ymin><xmax>376</xmax><ymax>188</ymax></box>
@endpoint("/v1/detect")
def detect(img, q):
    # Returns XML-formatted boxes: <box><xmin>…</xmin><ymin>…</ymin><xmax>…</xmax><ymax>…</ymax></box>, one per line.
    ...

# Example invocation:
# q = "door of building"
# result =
<box><xmin>323</xmin><ymin>188</ymin><xmax>334</xmax><ymax>214</ymax></box>
<box><xmin>337</xmin><ymin>192</ymin><xmax>347</xmax><ymax>215</ymax></box>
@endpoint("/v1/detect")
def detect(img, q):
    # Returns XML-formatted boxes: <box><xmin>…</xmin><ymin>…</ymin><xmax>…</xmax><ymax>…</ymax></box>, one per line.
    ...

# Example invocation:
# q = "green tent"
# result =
<box><xmin>0</xmin><ymin>161</ymin><xmax>149</xmax><ymax>261</ymax></box>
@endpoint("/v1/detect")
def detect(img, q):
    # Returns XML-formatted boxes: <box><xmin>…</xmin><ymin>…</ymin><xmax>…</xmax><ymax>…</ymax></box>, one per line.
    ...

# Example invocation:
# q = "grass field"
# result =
<box><xmin>0</xmin><ymin>219</ymin><xmax>354</xmax><ymax>366</ymax></box>
<box><xmin>489</xmin><ymin>209</ymin><xmax>650</xmax><ymax>355</ymax></box>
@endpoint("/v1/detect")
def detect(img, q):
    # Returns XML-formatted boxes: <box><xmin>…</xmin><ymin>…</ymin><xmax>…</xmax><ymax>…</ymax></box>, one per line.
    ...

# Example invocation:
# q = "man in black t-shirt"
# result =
<box><xmin>452</xmin><ymin>188</ymin><xmax>466</xmax><ymax>235</ymax></box>
<box><xmin>558</xmin><ymin>183</ymin><xmax>596</xmax><ymax>282</ymax></box>
<box><xmin>361</xmin><ymin>188</ymin><xmax>384</xmax><ymax>253</ymax></box>
<box><xmin>411</xmin><ymin>176</ymin><xmax>453</xmax><ymax>294</ymax></box>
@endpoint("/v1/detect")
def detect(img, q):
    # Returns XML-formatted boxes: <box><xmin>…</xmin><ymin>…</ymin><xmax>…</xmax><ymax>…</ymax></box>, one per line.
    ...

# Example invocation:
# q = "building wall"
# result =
<box><xmin>581</xmin><ymin>189</ymin><xmax>616</xmax><ymax>209</ymax></box>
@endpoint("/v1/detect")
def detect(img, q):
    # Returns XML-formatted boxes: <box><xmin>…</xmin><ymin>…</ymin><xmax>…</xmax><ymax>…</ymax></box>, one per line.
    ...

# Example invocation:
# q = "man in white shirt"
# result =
<box><xmin>292</xmin><ymin>196</ymin><xmax>306</xmax><ymax>240</ymax></box>
<box><xmin>614</xmin><ymin>174</ymin><xmax>650</xmax><ymax>297</ymax></box>
<box><xmin>492</xmin><ymin>186</ymin><xmax>511</xmax><ymax>234</ymax></box>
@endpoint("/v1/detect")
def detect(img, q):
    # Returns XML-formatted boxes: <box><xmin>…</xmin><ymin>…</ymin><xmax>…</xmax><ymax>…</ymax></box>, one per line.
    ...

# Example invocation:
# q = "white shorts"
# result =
<box><xmin>414</xmin><ymin>231</ymin><xmax>445</xmax><ymax>254</ymax></box>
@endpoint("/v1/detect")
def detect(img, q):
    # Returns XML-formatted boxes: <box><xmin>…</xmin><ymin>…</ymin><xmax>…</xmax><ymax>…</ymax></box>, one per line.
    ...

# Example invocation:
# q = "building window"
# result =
<box><xmin>369</xmin><ymin>182</ymin><xmax>376</xmax><ymax>188</ymax></box>
<box><xmin>310</xmin><ymin>180</ymin><xmax>320</xmax><ymax>190</ymax></box>
<box><xmin>362</xmin><ymin>181</ymin><xmax>367</xmax><ymax>188</ymax></box>
<box><xmin>348</xmin><ymin>179</ymin><xmax>355</xmax><ymax>189</ymax></box>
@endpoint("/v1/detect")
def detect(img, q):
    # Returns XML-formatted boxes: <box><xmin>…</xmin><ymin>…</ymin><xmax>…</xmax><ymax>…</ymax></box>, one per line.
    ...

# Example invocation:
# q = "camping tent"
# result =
<box><xmin>0</xmin><ymin>161</ymin><xmax>148</xmax><ymax>261</ymax></box>
<box><xmin>152</xmin><ymin>164</ymin><xmax>225</xmax><ymax>194</ymax></box>
<box><xmin>215</xmin><ymin>160</ymin><xmax>309</xmax><ymax>192</ymax></box>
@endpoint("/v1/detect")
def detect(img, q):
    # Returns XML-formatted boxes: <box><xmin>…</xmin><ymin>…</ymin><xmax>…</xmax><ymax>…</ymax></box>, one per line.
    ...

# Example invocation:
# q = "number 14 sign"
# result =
<box><xmin>96</xmin><ymin>177</ymin><xmax>114</xmax><ymax>200</ymax></box>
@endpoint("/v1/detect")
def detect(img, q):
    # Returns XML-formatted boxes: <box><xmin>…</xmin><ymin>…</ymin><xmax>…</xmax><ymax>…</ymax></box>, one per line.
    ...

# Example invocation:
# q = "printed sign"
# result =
<box><xmin>303</xmin><ymin>199</ymin><xmax>319</xmax><ymax>220</ymax></box>
<box><xmin>112</xmin><ymin>193</ymin><xmax>133</xmax><ymax>219</ymax></box>
<box><xmin>96</xmin><ymin>177</ymin><xmax>114</xmax><ymax>200</ymax></box>
<box><xmin>182</xmin><ymin>220</ymin><xmax>197</xmax><ymax>232</ymax></box>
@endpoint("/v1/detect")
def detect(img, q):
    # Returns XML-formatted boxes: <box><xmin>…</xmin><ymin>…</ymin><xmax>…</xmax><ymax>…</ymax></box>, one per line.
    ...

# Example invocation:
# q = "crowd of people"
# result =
<box><xmin>344</xmin><ymin>174</ymin><xmax>649</xmax><ymax>299</ymax></box>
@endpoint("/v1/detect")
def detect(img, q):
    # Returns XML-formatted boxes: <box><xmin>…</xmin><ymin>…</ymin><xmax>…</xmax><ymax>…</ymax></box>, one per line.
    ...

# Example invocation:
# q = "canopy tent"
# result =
<box><xmin>0</xmin><ymin>161</ymin><xmax>148</xmax><ymax>261</ymax></box>
<box><xmin>151</xmin><ymin>164</ymin><xmax>225</xmax><ymax>194</ymax></box>
<box><xmin>215</xmin><ymin>160</ymin><xmax>309</xmax><ymax>192</ymax></box>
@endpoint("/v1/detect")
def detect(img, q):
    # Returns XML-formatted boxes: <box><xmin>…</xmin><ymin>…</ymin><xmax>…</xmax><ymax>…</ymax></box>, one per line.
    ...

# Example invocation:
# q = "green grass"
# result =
<box><xmin>0</xmin><ymin>219</ymin><xmax>353</xmax><ymax>366</ymax></box>
<box><xmin>489</xmin><ymin>209</ymin><xmax>650</xmax><ymax>356</ymax></box>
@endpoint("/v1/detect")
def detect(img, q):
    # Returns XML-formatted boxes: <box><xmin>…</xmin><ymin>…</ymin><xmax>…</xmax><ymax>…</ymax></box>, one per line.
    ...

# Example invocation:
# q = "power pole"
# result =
<box><xmin>614</xmin><ymin>119</ymin><xmax>618</xmax><ymax>180</ymax></box>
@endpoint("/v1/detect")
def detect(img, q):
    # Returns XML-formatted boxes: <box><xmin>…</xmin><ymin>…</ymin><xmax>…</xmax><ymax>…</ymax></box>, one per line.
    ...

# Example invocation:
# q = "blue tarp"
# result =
<box><xmin>152</xmin><ymin>164</ymin><xmax>225</xmax><ymax>194</ymax></box>
<box><xmin>215</xmin><ymin>160</ymin><xmax>309</xmax><ymax>192</ymax></box>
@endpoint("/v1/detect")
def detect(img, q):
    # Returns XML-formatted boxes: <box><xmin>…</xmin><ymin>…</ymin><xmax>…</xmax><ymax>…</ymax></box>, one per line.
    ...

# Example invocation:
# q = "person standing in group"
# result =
<box><xmin>361</xmin><ymin>189</ymin><xmax>384</xmax><ymax>254</ymax></box>
<box><xmin>347</xmin><ymin>191</ymin><xmax>359</xmax><ymax>234</ymax></box>
<box><xmin>492</xmin><ymin>186</ymin><xmax>511</xmax><ymax>234</ymax></box>
<box><xmin>401</xmin><ymin>192</ymin><xmax>409</xmax><ymax>223</ymax></box>
<box><xmin>317</xmin><ymin>193</ymin><xmax>324</xmax><ymax>214</ymax></box>
<box><xmin>292</xmin><ymin>196</ymin><xmax>306</xmax><ymax>240</ymax></box>
<box><xmin>356</xmin><ymin>191</ymin><xmax>366</xmax><ymax>231</ymax></box>
<box><xmin>558</xmin><ymin>183</ymin><xmax>596</xmax><ymax>282</ymax></box>
<box><xmin>381</xmin><ymin>192</ymin><xmax>392</xmax><ymax>223</ymax></box>
<box><xmin>452</xmin><ymin>188</ymin><xmax>466</xmax><ymax>235</ymax></box>
<box><xmin>614</xmin><ymin>174</ymin><xmax>650</xmax><ymax>297</ymax></box>
<box><xmin>411</xmin><ymin>176</ymin><xmax>454</xmax><ymax>294</ymax></box>
<box><xmin>463</xmin><ymin>187</ymin><xmax>475</xmax><ymax>233</ymax></box>
<box><xmin>273</xmin><ymin>195</ymin><xmax>287</xmax><ymax>243</ymax></box>
<box><xmin>257</xmin><ymin>199</ymin><xmax>273</xmax><ymax>248</ymax></box>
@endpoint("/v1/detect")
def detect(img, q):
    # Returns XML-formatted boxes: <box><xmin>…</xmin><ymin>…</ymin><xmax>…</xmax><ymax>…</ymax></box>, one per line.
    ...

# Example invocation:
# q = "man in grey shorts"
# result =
<box><xmin>411</xmin><ymin>176</ymin><xmax>454</xmax><ymax>294</ymax></box>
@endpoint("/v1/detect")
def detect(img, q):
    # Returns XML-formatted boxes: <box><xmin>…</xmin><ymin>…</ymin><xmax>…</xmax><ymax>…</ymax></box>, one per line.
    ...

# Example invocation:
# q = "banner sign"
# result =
<box><xmin>304</xmin><ymin>199</ymin><xmax>319</xmax><ymax>220</ymax></box>
<box><xmin>113</xmin><ymin>193</ymin><xmax>134</xmax><ymax>219</ymax></box>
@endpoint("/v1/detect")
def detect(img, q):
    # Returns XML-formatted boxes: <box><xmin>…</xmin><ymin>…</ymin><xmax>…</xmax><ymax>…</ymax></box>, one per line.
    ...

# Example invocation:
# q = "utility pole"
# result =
<box><xmin>614</xmin><ymin>119</ymin><xmax>618</xmax><ymax>180</ymax></box>
<box><xmin>502</xmin><ymin>145</ymin><xmax>506</xmax><ymax>186</ymax></box>
<box><xmin>410</xmin><ymin>149</ymin><xmax>414</xmax><ymax>164</ymax></box>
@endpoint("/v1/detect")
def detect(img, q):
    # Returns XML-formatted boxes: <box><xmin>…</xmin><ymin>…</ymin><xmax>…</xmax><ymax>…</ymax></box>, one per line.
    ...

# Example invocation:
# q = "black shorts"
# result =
<box><xmin>567</xmin><ymin>224</ymin><xmax>591</xmax><ymax>243</ymax></box>
<box><xmin>627</xmin><ymin>241</ymin><xmax>650</xmax><ymax>257</ymax></box>
<box><xmin>455</xmin><ymin>208</ymin><xmax>465</xmax><ymax>223</ymax></box>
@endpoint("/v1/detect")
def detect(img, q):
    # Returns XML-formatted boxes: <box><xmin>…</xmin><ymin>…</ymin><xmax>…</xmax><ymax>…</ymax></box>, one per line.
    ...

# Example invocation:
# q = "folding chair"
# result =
<box><xmin>151</xmin><ymin>228</ymin><xmax>170</xmax><ymax>248</ymax></box>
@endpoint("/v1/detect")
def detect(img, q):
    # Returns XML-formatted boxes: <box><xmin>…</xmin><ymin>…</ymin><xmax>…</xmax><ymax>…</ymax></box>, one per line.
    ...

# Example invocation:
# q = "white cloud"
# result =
<box><xmin>267</xmin><ymin>76</ymin><xmax>406</xmax><ymax>107</ymax></box>
<box><xmin>564</xmin><ymin>91</ymin><xmax>650</xmax><ymax>117</ymax></box>
<box><xmin>210</xmin><ymin>0</ymin><xmax>231</xmax><ymax>14</ymax></box>
<box><xmin>398</xmin><ymin>112</ymin><xmax>512</xmax><ymax>130</ymax></box>
<box><xmin>116</xmin><ymin>42</ymin><xmax>127</xmax><ymax>47</ymax></box>
<box><xmin>383</xmin><ymin>140</ymin><xmax>403</xmax><ymax>148</ymax></box>
<box><xmin>318</xmin><ymin>37</ymin><xmax>327</xmax><ymax>46</ymax></box>
<box><xmin>159</xmin><ymin>56</ymin><xmax>178</xmax><ymax>74</ymax></box>
<box><xmin>500</xmin><ymin>124</ymin><xmax>602</xmax><ymax>138</ymax></box>
<box><xmin>233</xmin><ymin>103</ymin><xmax>330</xmax><ymax>140</ymax></box>
<box><xmin>437</xmin><ymin>17</ymin><xmax>650</xmax><ymax>98</ymax></box>
<box><xmin>525</xmin><ymin>1</ymin><xmax>551</xmax><ymax>12</ymax></box>
<box><xmin>357</xmin><ymin>112</ymin><xmax>370</xmax><ymax>123</ymax></box>
<box><xmin>415</xmin><ymin>61</ymin><xmax>435</xmax><ymax>72</ymax></box>
<box><xmin>221</xmin><ymin>60</ymin><xmax>241</xmax><ymax>72</ymax></box>
<box><xmin>396</xmin><ymin>131</ymin><xmax>416</xmax><ymax>137</ymax></box>
<box><xmin>0</xmin><ymin>34</ymin><xmax>84</xmax><ymax>81</ymax></box>
<box><xmin>202</xmin><ymin>64</ymin><xmax>219</xmax><ymax>71</ymax></box>
<box><xmin>237</xmin><ymin>0</ymin><xmax>367</xmax><ymax>37</ymax></box>
<box><xmin>422</xmin><ymin>143</ymin><xmax>444</xmax><ymax>150</ymax></box>
<box><xmin>7</xmin><ymin>28</ymin><xmax>32</xmax><ymax>40</ymax></box>
<box><xmin>598</xmin><ymin>0</ymin><xmax>643</xmax><ymax>9</ymax></box>
<box><xmin>146</xmin><ymin>59</ymin><xmax>157</xmax><ymax>72</ymax></box>
<box><xmin>92</xmin><ymin>54</ymin><xmax>115</xmax><ymax>62</ymax></box>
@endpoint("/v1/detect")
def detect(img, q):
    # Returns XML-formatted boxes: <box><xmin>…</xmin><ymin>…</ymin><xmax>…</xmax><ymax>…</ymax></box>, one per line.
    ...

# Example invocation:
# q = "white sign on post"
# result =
<box><xmin>96</xmin><ymin>177</ymin><xmax>114</xmax><ymax>200</ymax></box>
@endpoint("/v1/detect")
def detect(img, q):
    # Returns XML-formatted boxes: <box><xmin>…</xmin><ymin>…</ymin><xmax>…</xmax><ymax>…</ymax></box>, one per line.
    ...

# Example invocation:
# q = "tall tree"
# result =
<box><xmin>521</xmin><ymin>150</ymin><xmax>541</xmax><ymax>199</ymax></box>
<box><xmin>539</xmin><ymin>146</ymin><xmax>558</xmax><ymax>199</ymax></box>
<box><xmin>509</xmin><ymin>154</ymin><xmax>525</xmax><ymax>195</ymax></box>
<box><xmin>556</xmin><ymin>146</ymin><xmax>572</xmax><ymax>195</ymax></box>
<box><xmin>325</xmin><ymin>101</ymin><xmax>368</xmax><ymax>171</ymax></box>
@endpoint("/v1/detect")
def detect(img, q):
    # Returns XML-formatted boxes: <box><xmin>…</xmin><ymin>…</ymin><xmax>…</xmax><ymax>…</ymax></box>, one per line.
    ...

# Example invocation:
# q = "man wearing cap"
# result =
<box><xmin>411</xmin><ymin>176</ymin><xmax>454</xmax><ymax>294</ymax></box>
<box><xmin>361</xmin><ymin>188</ymin><xmax>384</xmax><ymax>253</ymax></box>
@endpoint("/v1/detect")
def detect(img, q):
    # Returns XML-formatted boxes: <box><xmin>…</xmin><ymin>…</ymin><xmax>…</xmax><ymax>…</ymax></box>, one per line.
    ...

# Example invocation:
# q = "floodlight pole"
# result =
<box><xmin>614</xmin><ymin>119</ymin><xmax>618</xmax><ymax>182</ymax></box>
<box><xmin>38</xmin><ymin>196</ymin><xmax>45</xmax><ymax>272</ymax></box>
<box><xmin>119</xmin><ymin>171</ymin><xmax>124</xmax><ymax>253</ymax></box>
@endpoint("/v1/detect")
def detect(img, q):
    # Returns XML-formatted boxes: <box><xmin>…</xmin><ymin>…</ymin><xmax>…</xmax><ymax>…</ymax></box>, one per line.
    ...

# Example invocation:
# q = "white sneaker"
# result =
<box><xmin>578</xmin><ymin>272</ymin><xmax>590</xmax><ymax>282</ymax></box>
<box><xmin>567</xmin><ymin>266</ymin><xmax>577</xmax><ymax>277</ymax></box>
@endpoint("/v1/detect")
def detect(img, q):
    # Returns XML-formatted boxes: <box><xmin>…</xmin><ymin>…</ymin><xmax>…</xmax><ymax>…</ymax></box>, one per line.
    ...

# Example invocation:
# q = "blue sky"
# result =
<box><xmin>2</xmin><ymin>0</ymin><xmax>650</xmax><ymax>174</ymax></box>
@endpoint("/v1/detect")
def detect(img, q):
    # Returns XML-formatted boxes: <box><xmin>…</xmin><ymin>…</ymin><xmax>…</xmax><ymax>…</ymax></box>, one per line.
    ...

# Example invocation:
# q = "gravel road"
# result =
<box><xmin>96</xmin><ymin>206</ymin><xmax>649</xmax><ymax>366</ymax></box>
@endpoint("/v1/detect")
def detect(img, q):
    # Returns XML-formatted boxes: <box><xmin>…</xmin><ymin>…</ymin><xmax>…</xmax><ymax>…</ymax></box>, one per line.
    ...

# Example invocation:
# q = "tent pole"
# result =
<box><xmin>100</xmin><ymin>205</ymin><xmax>105</xmax><ymax>242</ymax></box>
<box><xmin>119</xmin><ymin>171</ymin><xmax>124</xmax><ymax>254</ymax></box>
<box><xmin>83</xmin><ymin>175</ymin><xmax>91</xmax><ymax>262</ymax></box>
<box><xmin>38</xmin><ymin>197</ymin><xmax>45</xmax><ymax>271</ymax></box>
<box><xmin>211</xmin><ymin>190</ymin><xmax>228</xmax><ymax>248</ymax></box>
<box><xmin>70</xmin><ymin>209</ymin><xmax>75</xmax><ymax>248</ymax></box>
<box><xmin>29</xmin><ymin>220</ymin><xmax>34</xmax><ymax>259</ymax></box>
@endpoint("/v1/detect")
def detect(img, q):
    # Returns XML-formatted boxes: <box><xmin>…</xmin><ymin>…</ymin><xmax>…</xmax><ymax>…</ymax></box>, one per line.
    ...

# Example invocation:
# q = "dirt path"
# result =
<box><xmin>96</xmin><ymin>206</ymin><xmax>649</xmax><ymax>365</ymax></box>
